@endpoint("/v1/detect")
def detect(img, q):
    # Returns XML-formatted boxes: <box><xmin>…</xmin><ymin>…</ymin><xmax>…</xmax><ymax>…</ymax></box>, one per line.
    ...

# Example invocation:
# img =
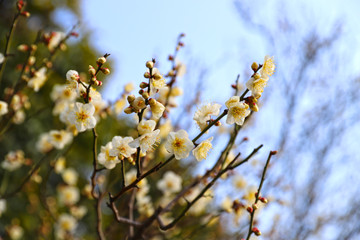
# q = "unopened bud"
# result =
<box><xmin>97</xmin><ymin>57</ymin><xmax>106</xmax><ymax>64</ymax></box>
<box><xmin>90</xmin><ymin>76</ymin><xmax>97</xmax><ymax>84</ymax></box>
<box><xmin>153</xmin><ymin>73</ymin><xmax>162</xmax><ymax>80</ymax></box>
<box><xmin>28</xmin><ymin>56</ymin><xmax>36</xmax><ymax>66</ymax></box>
<box><xmin>246</xmin><ymin>206</ymin><xmax>253</xmax><ymax>213</ymax></box>
<box><xmin>59</xmin><ymin>43</ymin><xmax>67</xmax><ymax>51</ymax></box>
<box><xmin>231</xmin><ymin>84</ymin><xmax>237</xmax><ymax>89</ymax></box>
<box><xmin>138</xmin><ymin>89</ymin><xmax>144</xmax><ymax>95</ymax></box>
<box><xmin>148</xmin><ymin>98</ymin><xmax>156</xmax><ymax>106</ymax></box>
<box><xmin>270</xmin><ymin>150</ymin><xmax>278</xmax><ymax>155</ymax></box>
<box><xmin>17</xmin><ymin>0</ymin><xmax>24</xmax><ymax>11</ymax></box>
<box><xmin>259</xmin><ymin>197</ymin><xmax>268</xmax><ymax>204</ymax></box>
<box><xmin>17</xmin><ymin>44</ymin><xmax>29</xmax><ymax>52</ymax></box>
<box><xmin>21</xmin><ymin>11</ymin><xmax>30</xmax><ymax>17</ymax></box>
<box><xmin>252</xmin><ymin>203</ymin><xmax>258</xmax><ymax>210</ymax></box>
<box><xmin>142</xmin><ymin>91</ymin><xmax>149</xmax><ymax>99</ymax></box>
<box><xmin>88</xmin><ymin>65</ymin><xmax>96</xmax><ymax>76</ymax></box>
<box><xmin>252</xmin><ymin>227</ymin><xmax>261</xmax><ymax>236</ymax></box>
<box><xmin>251</xmin><ymin>62</ymin><xmax>259</xmax><ymax>72</ymax></box>
<box><xmin>30</xmin><ymin>44</ymin><xmax>37</xmax><ymax>51</ymax></box>
<box><xmin>96</xmin><ymin>80</ymin><xmax>103</xmax><ymax>86</ymax></box>
<box><xmin>168</xmin><ymin>55</ymin><xmax>174</xmax><ymax>61</ymax></box>
<box><xmin>70</xmin><ymin>32</ymin><xmax>79</xmax><ymax>37</ymax></box>
<box><xmin>144</xmin><ymin>72</ymin><xmax>150</xmax><ymax>78</ymax></box>
<box><xmin>127</xmin><ymin>95</ymin><xmax>135</xmax><ymax>103</ymax></box>
<box><xmin>146</xmin><ymin>61</ymin><xmax>154</xmax><ymax>69</ymax></box>
<box><xmin>124</xmin><ymin>106</ymin><xmax>133</xmax><ymax>114</ymax></box>
<box><xmin>139</xmin><ymin>82</ymin><xmax>148</xmax><ymax>89</ymax></box>
<box><xmin>101</xmin><ymin>68</ymin><xmax>110</xmax><ymax>75</ymax></box>
<box><xmin>214</xmin><ymin>121</ymin><xmax>221</xmax><ymax>127</ymax></box>
<box><xmin>178</xmin><ymin>42</ymin><xmax>184</xmax><ymax>47</ymax></box>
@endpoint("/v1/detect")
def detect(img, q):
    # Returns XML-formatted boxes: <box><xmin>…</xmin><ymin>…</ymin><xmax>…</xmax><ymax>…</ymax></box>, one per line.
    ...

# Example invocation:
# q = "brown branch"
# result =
<box><xmin>245</xmin><ymin>150</ymin><xmax>276</xmax><ymax>240</ymax></box>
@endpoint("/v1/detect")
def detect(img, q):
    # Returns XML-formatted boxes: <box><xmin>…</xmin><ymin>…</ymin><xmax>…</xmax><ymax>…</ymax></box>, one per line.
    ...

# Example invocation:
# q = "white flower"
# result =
<box><xmin>50</xmin><ymin>84</ymin><xmax>77</xmax><ymax>102</ymax></box>
<box><xmin>192</xmin><ymin>137</ymin><xmax>213</xmax><ymax>161</ymax></box>
<box><xmin>70</xmin><ymin>205</ymin><xmax>88</xmax><ymax>219</ymax></box>
<box><xmin>129</xmin><ymin>129</ymin><xmax>160</xmax><ymax>153</ymax></box>
<box><xmin>28</xmin><ymin>67</ymin><xmax>47</xmax><ymax>92</ymax></box>
<box><xmin>36</xmin><ymin>133</ymin><xmax>53</xmax><ymax>153</ymax></box>
<box><xmin>62</xmin><ymin>168</ymin><xmax>78</xmax><ymax>185</ymax></box>
<box><xmin>48</xmin><ymin>130</ymin><xmax>73</xmax><ymax>149</ymax></box>
<box><xmin>137</xmin><ymin>120</ymin><xmax>156</xmax><ymax>135</ymax></box>
<box><xmin>193</xmin><ymin>103</ymin><xmax>221</xmax><ymax>131</ymax></box>
<box><xmin>47</xmin><ymin>32</ymin><xmax>66</xmax><ymax>51</ymax></box>
<box><xmin>58</xmin><ymin>185</ymin><xmax>80</xmax><ymax>205</ymax></box>
<box><xmin>6</xmin><ymin>224</ymin><xmax>24</xmax><ymax>240</ymax></box>
<box><xmin>165</xmin><ymin>130</ymin><xmax>194</xmax><ymax>160</ymax></box>
<box><xmin>130</xmin><ymin>96</ymin><xmax>146</xmax><ymax>112</ymax></box>
<box><xmin>109</xmin><ymin>136</ymin><xmax>137</xmax><ymax>159</ymax></box>
<box><xmin>150</xmin><ymin>100</ymin><xmax>165</xmax><ymax>120</ymax></box>
<box><xmin>125</xmin><ymin>169</ymin><xmax>148</xmax><ymax>189</ymax></box>
<box><xmin>69</xmin><ymin>102</ymin><xmax>97</xmax><ymax>132</ymax></box>
<box><xmin>157</xmin><ymin>171</ymin><xmax>182</xmax><ymax>195</ymax></box>
<box><xmin>98</xmin><ymin>142</ymin><xmax>120</xmax><ymax>169</ymax></box>
<box><xmin>261</xmin><ymin>55</ymin><xmax>275</xmax><ymax>77</ymax></box>
<box><xmin>246</xmin><ymin>75</ymin><xmax>268</xmax><ymax>98</ymax></box>
<box><xmin>1</xmin><ymin>150</ymin><xmax>25</xmax><ymax>171</ymax></box>
<box><xmin>66</xmin><ymin>70</ymin><xmax>80</xmax><ymax>82</ymax></box>
<box><xmin>12</xmin><ymin>110</ymin><xmax>25</xmax><ymax>124</ymax></box>
<box><xmin>0</xmin><ymin>199</ymin><xmax>6</xmax><ymax>216</ymax></box>
<box><xmin>57</xmin><ymin>213</ymin><xmax>77</xmax><ymax>234</ymax></box>
<box><xmin>0</xmin><ymin>100</ymin><xmax>8</xmax><ymax>116</ymax></box>
<box><xmin>226</xmin><ymin>101</ymin><xmax>250</xmax><ymax>126</ymax></box>
<box><xmin>225</xmin><ymin>96</ymin><xmax>240</xmax><ymax>108</ymax></box>
<box><xmin>54</xmin><ymin>157</ymin><xmax>66</xmax><ymax>174</ymax></box>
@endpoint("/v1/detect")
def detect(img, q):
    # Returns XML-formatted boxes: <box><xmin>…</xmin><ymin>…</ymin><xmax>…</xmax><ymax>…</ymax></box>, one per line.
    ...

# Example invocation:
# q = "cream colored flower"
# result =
<box><xmin>130</xmin><ymin>96</ymin><xmax>146</xmax><ymax>112</ymax></box>
<box><xmin>36</xmin><ymin>133</ymin><xmax>53</xmax><ymax>153</ymax></box>
<box><xmin>62</xmin><ymin>168</ymin><xmax>78</xmax><ymax>185</ymax></box>
<box><xmin>109</xmin><ymin>136</ymin><xmax>137</xmax><ymax>159</ymax></box>
<box><xmin>261</xmin><ymin>55</ymin><xmax>275</xmax><ymax>77</ymax></box>
<box><xmin>193</xmin><ymin>103</ymin><xmax>221</xmax><ymax>131</ymax></box>
<box><xmin>58</xmin><ymin>185</ymin><xmax>80</xmax><ymax>205</ymax></box>
<box><xmin>0</xmin><ymin>53</ymin><xmax>4</xmax><ymax>64</ymax></box>
<box><xmin>192</xmin><ymin>137</ymin><xmax>213</xmax><ymax>161</ymax></box>
<box><xmin>225</xmin><ymin>96</ymin><xmax>240</xmax><ymax>108</ymax></box>
<box><xmin>47</xmin><ymin>31</ymin><xmax>66</xmax><ymax>51</ymax></box>
<box><xmin>48</xmin><ymin>130</ymin><xmax>73</xmax><ymax>149</ymax></box>
<box><xmin>157</xmin><ymin>171</ymin><xmax>182</xmax><ymax>195</ymax></box>
<box><xmin>28</xmin><ymin>67</ymin><xmax>47</xmax><ymax>92</ymax></box>
<box><xmin>50</xmin><ymin>84</ymin><xmax>77</xmax><ymax>102</ymax></box>
<box><xmin>0</xmin><ymin>199</ymin><xmax>6</xmax><ymax>217</ymax></box>
<box><xmin>56</xmin><ymin>213</ymin><xmax>77</xmax><ymax>236</ymax></box>
<box><xmin>0</xmin><ymin>100</ymin><xmax>8</xmax><ymax>116</ymax></box>
<box><xmin>246</xmin><ymin>75</ymin><xmax>268</xmax><ymax>99</ymax></box>
<box><xmin>54</xmin><ymin>157</ymin><xmax>66</xmax><ymax>174</ymax></box>
<box><xmin>66</xmin><ymin>70</ymin><xmax>80</xmax><ymax>82</ymax></box>
<box><xmin>226</xmin><ymin>102</ymin><xmax>250</xmax><ymax>126</ymax></box>
<box><xmin>69</xmin><ymin>102</ymin><xmax>97</xmax><ymax>132</ymax></box>
<box><xmin>165</xmin><ymin>129</ymin><xmax>194</xmax><ymax>160</ymax></box>
<box><xmin>1</xmin><ymin>150</ymin><xmax>25</xmax><ymax>171</ymax></box>
<box><xmin>137</xmin><ymin>120</ymin><xmax>156</xmax><ymax>135</ymax></box>
<box><xmin>6</xmin><ymin>224</ymin><xmax>24</xmax><ymax>240</ymax></box>
<box><xmin>98</xmin><ymin>142</ymin><xmax>120</xmax><ymax>169</ymax></box>
<box><xmin>130</xmin><ymin>129</ymin><xmax>160</xmax><ymax>153</ymax></box>
<box><xmin>149</xmin><ymin>100</ymin><xmax>165</xmax><ymax>120</ymax></box>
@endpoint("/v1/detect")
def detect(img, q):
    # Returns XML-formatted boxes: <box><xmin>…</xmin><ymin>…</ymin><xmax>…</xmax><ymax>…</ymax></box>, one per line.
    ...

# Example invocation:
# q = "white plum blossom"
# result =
<box><xmin>137</xmin><ymin>120</ymin><xmax>156</xmax><ymax>135</ymax></box>
<box><xmin>50</xmin><ymin>84</ymin><xmax>77</xmax><ymax>102</ymax></box>
<box><xmin>192</xmin><ymin>137</ymin><xmax>213</xmax><ymax>161</ymax></box>
<box><xmin>157</xmin><ymin>171</ymin><xmax>182</xmax><ymax>196</ymax></box>
<box><xmin>27</xmin><ymin>67</ymin><xmax>47</xmax><ymax>92</ymax></box>
<box><xmin>165</xmin><ymin>130</ymin><xmax>194</xmax><ymax>160</ymax></box>
<box><xmin>246</xmin><ymin>75</ymin><xmax>268</xmax><ymax>99</ymax></box>
<box><xmin>69</xmin><ymin>102</ymin><xmax>97</xmax><ymax>132</ymax></box>
<box><xmin>62</xmin><ymin>168</ymin><xmax>78</xmax><ymax>185</ymax></box>
<box><xmin>56</xmin><ymin>213</ymin><xmax>78</xmax><ymax>239</ymax></box>
<box><xmin>1</xmin><ymin>150</ymin><xmax>25</xmax><ymax>171</ymax></box>
<box><xmin>98</xmin><ymin>142</ymin><xmax>120</xmax><ymax>169</ymax></box>
<box><xmin>109</xmin><ymin>136</ymin><xmax>137</xmax><ymax>159</ymax></box>
<box><xmin>66</xmin><ymin>70</ymin><xmax>80</xmax><ymax>82</ymax></box>
<box><xmin>47</xmin><ymin>31</ymin><xmax>66</xmax><ymax>51</ymax></box>
<box><xmin>261</xmin><ymin>55</ymin><xmax>275</xmax><ymax>78</ymax></box>
<box><xmin>48</xmin><ymin>130</ymin><xmax>73</xmax><ymax>149</ymax></box>
<box><xmin>58</xmin><ymin>185</ymin><xmax>80</xmax><ymax>206</ymax></box>
<box><xmin>0</xmin><ymin>100</ymin><xmax>8</xmax><ymax>116</ymax></box>
<box><xmin>36</xmin><ymin>133</ymin><xmax>53</xmax><ymax>153</ymax></box>
<box><xmin>130</xmin><ymin>129</ymin><xmax>160</xmax><ymax>154</ymax></box>
<box><xmin>225</xmin><ymin>96</ymin><xmax>250</xmax><ymax>126</ymax></box>
<box><xmin>193</xmin><ymin>103</ymin><xmax>221</xmax><ymax>131</ymax></box>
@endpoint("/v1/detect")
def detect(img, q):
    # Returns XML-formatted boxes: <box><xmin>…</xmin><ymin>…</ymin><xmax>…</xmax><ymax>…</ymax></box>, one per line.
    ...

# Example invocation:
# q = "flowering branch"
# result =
<box><xmin>245</xmin><ymin>150</ymin><xmax>277</xmax><ymax>240</ymax></box>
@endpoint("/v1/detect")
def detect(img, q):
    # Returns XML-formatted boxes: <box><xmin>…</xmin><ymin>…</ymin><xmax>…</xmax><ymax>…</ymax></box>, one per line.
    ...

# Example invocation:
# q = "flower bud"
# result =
<box><xmin>21</xmin><ymin>11</ymin><xmax>30</xmax><ymax>17</ymax></box>
<box><xmin>30</xmin><ymin>44</ymin><xmax>37</xmax><ymax>51</ymax></box>
<box><xmin>252</xmin><ymin>203</ymin><xmax>258</xmax><ymax>210</ymax></box>
<box><xmin>139</xmin><ymin>82</ymin><xmax>148</xmax><ymax>89</ymax></box>
<box><xmin>28</xmin><ymin>56</ymin><xmax>36</xmax><ymax>66</ymax></box>
<box><xmin>144</xmin><ymin>72</ymin><xmax>150</xmax><ymax>78</ymax></box>
<box><xmin>246</xmin><ymin>206</ymin><xmax>253</xmax><ymax>213</ymax></box>
<box><xmin>270</xmin><ymin>150</ymin><xmax>278</xmax><ymax>155</ymax></box>
<box><xmin>148</xmin><ymin>98</ymin><xmax>156</xmax><ymax>106</ymax></box>
<box><xmin>101</xmin><ymin>68</ymin><xmax>110</xmax><ymax>75</ymax></box>
<box><xmin>138</xmin><ymin>89</ymin><xmax>144</xmax><ymax>95</ymax></box>
<box><xmin>146</xmin><ymin>61</ymin><xmax>154</xmax><ymax>69</ymax></box>
<box><xmin>90</xmin><ymin>76</ymin><xmax>97</xmax><ymax>84</ymax></box>
<box><xmin>97</xmin><ymin>57</ymin><xmax>106</xmax><ymax>64</ymax></box>
<box><xmin>124</xmin><ymin>106</ymin><xmax>133</xmax><ymax>114</ymax></box>
<box><xmin>153</xmin><ymin>73</ymin><xmax>162</xmax><ymax>80</ymax></box>
<box><xmin>89</xmin><ymin>65</ymin><xmax>96</xmax><ymax>76</ymax></box>
<box><xmin>168</xmin><ymin>55</ymin><xmax>174</xmax><ymax>61</ymax></box>
<box><xmin>252</xmin><ymin>227</ymin><xmax>261</xmax><ymax>236</ymax></box>
<box><xmin>127</xmin><ymin>95</ymin><xmax>135</xmax><ymax>103</ymax></box>
<box><xmin>17</xmin><ymin>0</ymin><xmax>24</xmax><ymax>11</ymax></box>
<box><xmin>251</xmin><ymin>62</ymin><xmax>259</xmax><ymax>72</ymax></box>
<box><xmin>142</xmin><ymin>91</ymin><xmax>149</xmax><ymax>99</ymax></box>
<box><xmin>259</xmin><ymin>197</ymin><xmax>268</xmax><ymax>204</ymax></box>
<box><xmin>214</xmin><ymin>121</ymin><xmax>222</xmax><ymax>127</ymax></box>
<box><xmin>17</xmin><ymin>44</ymin><xmax>29</xmax><ymax>52</ymax></box>
<box><xmin>253</xmin><ymin>73</ymin><xmax>261</xmax><ymax>80</ymax></box>
<box><xmin>96</xmin><ymin>80</ymin><xmax>102</xmax><ymax>86</ymax></box>
<box><xmin>168</xmin><ymin>70</ymin><xmax>175</xmax><ymax>77</ymax></box>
